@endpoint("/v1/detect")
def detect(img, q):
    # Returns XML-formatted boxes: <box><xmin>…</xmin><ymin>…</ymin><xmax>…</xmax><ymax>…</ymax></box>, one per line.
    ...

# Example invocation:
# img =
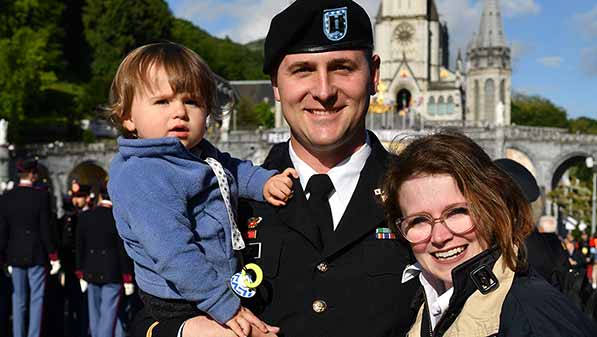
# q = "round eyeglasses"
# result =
<box><xmin>396</xmin><ymin>203</ymin><xmax>474</xmax><ymax>244</ymax></box>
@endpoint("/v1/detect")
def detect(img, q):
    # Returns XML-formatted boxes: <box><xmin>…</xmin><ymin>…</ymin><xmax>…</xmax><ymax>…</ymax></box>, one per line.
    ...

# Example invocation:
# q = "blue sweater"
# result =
<box><xmin>108</xmin><ymin>137</ymin><xmax>275</xmax><ymax>324</ymax></box>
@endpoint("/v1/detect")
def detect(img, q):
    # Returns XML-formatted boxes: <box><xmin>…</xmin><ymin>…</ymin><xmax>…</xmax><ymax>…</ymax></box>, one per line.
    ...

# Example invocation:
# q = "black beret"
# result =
<box><xmin>16</xmin><ymin>158</ymin><xmax>38</xmax><ymax>173</ymax></box>
<box><xmin>263</xmin><ymin>0</ymin><xmax>373</xmax><ymax>75</ymax></box>
<box><xmin>494</xmin><ymin>158</ymin><xmax>540</xmax><ymax>203</ymax></box>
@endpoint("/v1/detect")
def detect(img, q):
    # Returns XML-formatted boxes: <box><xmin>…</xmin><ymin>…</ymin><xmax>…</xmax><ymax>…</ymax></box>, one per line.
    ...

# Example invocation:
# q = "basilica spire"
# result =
<box><xmin>474</xmin><ymin>0</ymin><xmax>507</xmax><ymax>48</ymax></box>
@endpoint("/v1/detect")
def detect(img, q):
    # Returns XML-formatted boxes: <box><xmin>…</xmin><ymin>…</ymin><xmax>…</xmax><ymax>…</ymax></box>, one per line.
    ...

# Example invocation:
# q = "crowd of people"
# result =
<box><xmin>1</xmin><ymin>1</ymin><xmax>597</xmax><ymax>337</ymax></box>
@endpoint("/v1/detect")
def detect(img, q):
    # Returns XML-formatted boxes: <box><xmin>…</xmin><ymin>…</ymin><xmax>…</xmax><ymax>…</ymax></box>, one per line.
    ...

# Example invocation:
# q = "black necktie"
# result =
<box><xmin>306</xmin><ymin>174</ymin><xmax>335</xmax><ymax>248</ymax></box>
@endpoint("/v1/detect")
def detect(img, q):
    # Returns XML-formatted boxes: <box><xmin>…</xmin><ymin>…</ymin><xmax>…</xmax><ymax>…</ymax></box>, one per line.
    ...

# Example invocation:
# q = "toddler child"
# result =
<box><xmin>107</xmin><ymin>42</ymin><xmax>293</xmax><ymax>337</ymax></box>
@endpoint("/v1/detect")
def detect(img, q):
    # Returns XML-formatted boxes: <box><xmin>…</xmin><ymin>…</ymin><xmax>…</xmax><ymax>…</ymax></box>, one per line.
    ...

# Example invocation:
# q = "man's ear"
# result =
<box><xmin>271</xmin><ymin>73</ymin><xmax>280</xmax><ymax>102</ymax></box>
<box><xmin>369</xmin><ymin>54</ymin><xmax>381</xmax><ymax>96</ymax></box>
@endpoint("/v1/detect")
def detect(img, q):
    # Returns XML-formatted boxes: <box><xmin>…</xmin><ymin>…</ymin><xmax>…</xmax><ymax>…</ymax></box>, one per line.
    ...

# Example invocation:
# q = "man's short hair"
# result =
<box><xmin>263</xmin><ymin>0</ymin><xmax>373</xmax><ymax>75</ymax></box>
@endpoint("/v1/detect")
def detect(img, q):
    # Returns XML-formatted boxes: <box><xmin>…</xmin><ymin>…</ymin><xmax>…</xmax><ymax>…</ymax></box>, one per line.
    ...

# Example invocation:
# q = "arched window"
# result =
<box><xmin>438</xmin><ymin>96</ymin><xmax>447</xmax><ymax>115</ymax></box>
<box><xmin>447</xmin><ymin>96</ymin><xmax>454</xmax><ymax>114</ymax></box>
<box><xmin>485</xmin><ymin>79</ymin><xmax>495</xmax><ymax>122</ymax></box>
<box><xmin>500</xmin><ymin>79</ymin><xmax>506</xmax><ymax>104</ymax></box>
<box><xmin>474</xmin><ymin>80</ymin><xmax>480</xmax><ymax>120</ymax></box>
<box><xmin>428</xmin><ymin>97</ymin><xmax>437</xmax><ymax>115</ymax></box>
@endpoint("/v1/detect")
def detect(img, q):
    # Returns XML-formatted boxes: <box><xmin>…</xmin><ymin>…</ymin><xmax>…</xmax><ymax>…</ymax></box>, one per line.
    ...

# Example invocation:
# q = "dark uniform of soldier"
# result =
<box><xmin>134</xmin><ymin>1</ymin><xmax>419</xmax><ymax>337</ymax></box>
<box><xmin>495</xmin><ymin>158</ymin><xmax>572</xmax><ymax>292</ymax></box>
<box><xmin>59</xmin><ymin>181</ymin><xmax>91</xmax><ymax>337</ymax></box>
<box><xmin>0</xmin><ymin>158</ymin><xmax>61</xmax><ymax>337</ymax></box>
<box><xmin>76</xmin><ymin>186</ymin><xmax>133</xmax><ymax>337</ymax></box>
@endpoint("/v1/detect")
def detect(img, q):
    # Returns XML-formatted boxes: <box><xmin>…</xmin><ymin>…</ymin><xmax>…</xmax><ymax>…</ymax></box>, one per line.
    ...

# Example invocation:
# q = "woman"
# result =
<box><xmin>383</xmin><ymin>131</ymin><xmax>596</xmax><ymax>337</ymax></box>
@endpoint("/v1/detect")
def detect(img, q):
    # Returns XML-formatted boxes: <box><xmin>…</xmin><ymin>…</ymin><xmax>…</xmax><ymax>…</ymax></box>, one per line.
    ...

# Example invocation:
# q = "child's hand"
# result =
<box><xmin>263</xmin><ymin>168</ymin><xmax>298</xmax><ymax>206</ymax></box>
<box><xmin>225</xmin><ymin>307</ymin><xmax>279</xmax><ymax>337</ymax></box>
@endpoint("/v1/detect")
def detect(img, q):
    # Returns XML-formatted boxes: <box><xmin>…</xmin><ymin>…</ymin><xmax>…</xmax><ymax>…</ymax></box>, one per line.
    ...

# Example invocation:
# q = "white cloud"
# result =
<box><xmin>170</xmin><ymin>0</ymin><xmax>382</xmax><ymax>44</ymax></box>
<box><xmin>572</xmin><ymin>5</ymin><xmax>597</xmax><ymax>40</ymax></box>
<box><xmin>537</xmin><ymin>56</ymin><xmax>563</xmax><ymax>68</ymax></box>
<box><xmin>501</xmin><ymin>0</ymin><xmax>541</xmax><ymax>17</ymax></box>
<box><xmin>170</xmin><ymin>0</ymin><xmax>539</xmax><ymax>47</ymax></box>
<box><xmin>580</xmin><ymin>47</ymin><xmax>597</xmax><ymax>76</ymax></box>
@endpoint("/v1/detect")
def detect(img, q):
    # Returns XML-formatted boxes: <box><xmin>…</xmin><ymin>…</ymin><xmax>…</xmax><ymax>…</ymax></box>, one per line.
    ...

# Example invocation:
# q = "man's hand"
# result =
<box><xmin>80</xmin><ymin>279</ymin><xmax>88</xmax><ymax>293</ymax></box>
<box><xmin>263</xmin><ymin>168</ymin><xmax>298</xmax><ymax>207</ymax></box>
<box><xmin>124</xmin><ymin>282</ymin><xmax>135</xmax><ymax>296</ymax></box>
<box><xmin>50</xmin><ymin>260</ymin><xmax>61</xmax><ymax>275</ymax></box>
<box><xmin>225</xmin><ymin>307</ymin><xmax>279</xmax><ymax>337</ymax></box>
<box><xmin>182</xmin><ymin>315</ymin><xmax>236</xmax><ymax>337</ymax></box>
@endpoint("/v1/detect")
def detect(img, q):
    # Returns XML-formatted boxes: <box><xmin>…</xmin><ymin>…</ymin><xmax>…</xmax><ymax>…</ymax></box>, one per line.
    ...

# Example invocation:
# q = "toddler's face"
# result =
<box><xmin>123</xmin><ymin>65</ymin><xmax>207</xmax><ymax>149</ymax></box>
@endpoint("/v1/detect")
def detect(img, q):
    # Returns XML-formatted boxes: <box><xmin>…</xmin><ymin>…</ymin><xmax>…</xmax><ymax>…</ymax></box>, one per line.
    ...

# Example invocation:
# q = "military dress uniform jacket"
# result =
<box><xmin>239</xmin><ymin>132</ymin><xmax>419</xmax><ymax>337</ymax></box>
<box><xmin>0</xmin><ymin>185</ymin><xmax>56</xmax><ymax>267</ymax></box>
<box><xmin>76</xmin><ymin>205</ymin><xmax>132</xmax><ymax>284</ymax></box>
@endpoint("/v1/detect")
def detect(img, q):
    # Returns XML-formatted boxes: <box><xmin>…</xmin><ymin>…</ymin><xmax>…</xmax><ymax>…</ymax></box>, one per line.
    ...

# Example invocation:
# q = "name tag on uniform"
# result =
<box><xmin>245</xmin><ymin>242</ymin><xmax>262</xmax><ymax>259</ymax></box>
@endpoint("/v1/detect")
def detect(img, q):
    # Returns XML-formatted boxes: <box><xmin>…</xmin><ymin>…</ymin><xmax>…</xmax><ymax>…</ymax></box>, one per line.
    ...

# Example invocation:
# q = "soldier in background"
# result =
<box><xmin>76</xmin><ymin>183</ymin><xmax>134</xmax><ymax>337</ymax></box>
<box><xmin>59</xmin><ymin>180</ymin><xmax>91</xmax><ymax>337</ymax></box>
<box><xmin>0</xmin><ymin>158</ymin><xmax>61</xmax><ymax>337</ymax></box>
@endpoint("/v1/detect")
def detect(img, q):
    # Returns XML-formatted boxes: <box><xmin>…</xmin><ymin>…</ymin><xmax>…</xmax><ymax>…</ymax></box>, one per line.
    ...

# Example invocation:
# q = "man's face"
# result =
<box><xmin>71</xmin><ymin>196</ymin><xmax>87</xmax><ymax>209</ymax></box>
<box><xmin>273</xmin><ymin>50</ymin><xmax>379</xmax><ymax>157</ymax></box>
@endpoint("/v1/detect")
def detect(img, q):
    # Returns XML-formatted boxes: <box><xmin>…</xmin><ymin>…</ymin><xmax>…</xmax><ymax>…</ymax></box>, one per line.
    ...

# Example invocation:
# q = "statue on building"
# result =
<box><xmin>0</xmin><ymin>119</ymin><xmax>8</xmax><ymax>145</ymax></box>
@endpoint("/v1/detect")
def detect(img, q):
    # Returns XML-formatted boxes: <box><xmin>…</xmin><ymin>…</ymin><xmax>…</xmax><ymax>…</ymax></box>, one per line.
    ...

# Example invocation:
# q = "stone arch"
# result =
<box><xmin>485</xmin><ymin>79</ymin><xmax>495</xmax><ymax>123</ymax></box>
<box><xmin>550</xmin><ymin>152</ymin><xmax>593</xmax><ymax>190</ymax></box>
<box><xmin>504</xmin><ymin>147</ymin><xmax>537</xmax><ymax>177</ymax></box>
<box><xmin>67</xmin><ymin>160</ymin><xmax>109</xmax><ymax>197</ymax></box>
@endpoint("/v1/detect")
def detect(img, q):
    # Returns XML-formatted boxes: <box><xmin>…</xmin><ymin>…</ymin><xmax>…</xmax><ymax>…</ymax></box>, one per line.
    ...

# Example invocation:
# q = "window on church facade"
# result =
<box><xmin>428</xmin><ymin>97</ymin><xmax>437</xmax><ymax>115</ymax></box>
<box><xmin>485</xmin><ymin>79</ymin><xmax>495</xmax><ymax>121</ymax></box>
<box><xmin>474</xmin><ymin>80</ymin><xmax>480</xmax><ymax>120</ymax></box>
<box><xmin>447</xmin><ymin>96</ymin><xmax>454</xmax><ymax>114</ymax></box>
<box><xmin>438</xmin><ymin>96</ymin><xmax>447</xmax><ymax>115</ymax></box>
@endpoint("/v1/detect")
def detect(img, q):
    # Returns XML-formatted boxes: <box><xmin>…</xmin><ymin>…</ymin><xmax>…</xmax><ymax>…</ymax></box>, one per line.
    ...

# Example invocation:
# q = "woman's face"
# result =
<box><xmin>398</xmin><ymin>174</ymin><xmax>487</xmax><ymax>289</ymax></box>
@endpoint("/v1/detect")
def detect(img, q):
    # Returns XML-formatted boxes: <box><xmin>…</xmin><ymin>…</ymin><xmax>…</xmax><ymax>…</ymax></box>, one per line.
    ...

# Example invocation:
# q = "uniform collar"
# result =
<box><xmin>288</xmin><ymin>132</ymin><xmax>371</xmax><ymax>198</ymax></box>
<box><xmin>18</xmin><ymin>179</ymin><xmax>33</xmax><ymax>187</ymax></box>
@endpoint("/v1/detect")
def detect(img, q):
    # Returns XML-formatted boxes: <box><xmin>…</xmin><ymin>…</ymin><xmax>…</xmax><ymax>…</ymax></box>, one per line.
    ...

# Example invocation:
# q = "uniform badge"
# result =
<box><xmin>323</xmin><ymin>7</ymin><xmax>348</xmax><ymax>41</ymax></box>
<box><xmin>374</xmin><ymin>188</ymin><xmax>387</xmax><ymax>202</ymax></box>
<box><xmin>245</xmin><ymin>229</ymin><xmax>257</xmax><ymax>239</ymax></box>
<box><xmin>375</xmin><ymin>227</ymin><xmax>396</xmax><ymax>240</ymax></box>
<box><xmin>229</xmin><ymin>263</ymin><xmax>263</xmax><ymax>298</ymax></box>
<box><xmin>247</xmin><ymin>216</ymin><xmax>262</xmax><ymax>229</ymax></box>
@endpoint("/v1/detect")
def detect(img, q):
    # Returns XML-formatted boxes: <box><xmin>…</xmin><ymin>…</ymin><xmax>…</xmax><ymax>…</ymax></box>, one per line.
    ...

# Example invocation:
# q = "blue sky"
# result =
<box><xmin>166</xmin><ymin>0</ymin><xmax>597</xmax><ymax>119</ymax></box>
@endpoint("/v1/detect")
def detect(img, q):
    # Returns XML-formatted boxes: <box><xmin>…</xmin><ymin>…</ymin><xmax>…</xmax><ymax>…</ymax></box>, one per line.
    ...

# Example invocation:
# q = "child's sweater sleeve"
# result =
<box><xmin>213</xmin><ymin>147</ymin><xmax>277</xmax><ymax>201</ymax></box>
<box><xmin>110</xmin><ymin>159</ymin><xmax>240</xmax><ymax>324</ymax></box>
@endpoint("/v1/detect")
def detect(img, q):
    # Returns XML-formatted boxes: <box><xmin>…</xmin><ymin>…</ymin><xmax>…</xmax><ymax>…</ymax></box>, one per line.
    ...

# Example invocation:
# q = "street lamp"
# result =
<box><xmin>586</xmin><ymin>157</ymin><xmax>597</xmax><ymax>235</ymax></box>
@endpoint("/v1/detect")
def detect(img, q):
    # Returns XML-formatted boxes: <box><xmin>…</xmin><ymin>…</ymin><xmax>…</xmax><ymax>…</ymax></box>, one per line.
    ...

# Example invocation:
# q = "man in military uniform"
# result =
<box><xmin>76</xmin><ymin>185</ymin><xmax>134</xmax><ymax>337</ymax></box>
<box><xmin>134</xmin><ymin>1</ymin><xmax>419</xmax><ymax>337</ymax></box>
<box><xmin>59</xmin><ymin>180</ymin><xmax>91</xmax><ymax>337</ymax></box>
<box><xmin>0</xmin><ymin>158</ymin><xmax>61</xmax><ymax>337</ymax></box>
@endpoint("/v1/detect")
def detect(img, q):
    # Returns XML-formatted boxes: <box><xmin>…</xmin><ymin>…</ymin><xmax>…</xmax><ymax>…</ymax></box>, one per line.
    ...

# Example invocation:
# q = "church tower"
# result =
<box><xmin>374</xmin><ymin>0</ymin><xmax>463</xmax><ymax>124</ymax></box>
<box><xmin>465</xmin><ymin>0</ymin><xmax>512</xmax><ymax>125</ymax></box>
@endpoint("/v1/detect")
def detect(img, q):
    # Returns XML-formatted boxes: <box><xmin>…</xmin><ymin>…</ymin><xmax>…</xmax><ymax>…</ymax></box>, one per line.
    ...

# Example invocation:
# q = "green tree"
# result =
<box><xmin>511</xmin><ymin>93</ymin><xmax>568</xmax><ymax>128</ymax></box>
<box><xmin>171</xmin><ymin>18</ymin><xmax>266</xmax><ymax>80</ymax></box>
<box><xmin>255</xmin><ymin>101</ymin><xmax>275</xmax><ymax>128</ymax></box>
<box><xmin>0</xmin><ymin>0</ymin><xmax>65</xmax><ymax>143</ymax></box>
<box><xmin>82</xmin><ymin>0</ymin><xmax>173</xmax><ymax>112</ymax></box>
<box><xmin>569</xmin><ymin>117</ymin><xmax>597</xmax><ymax>135</ymax></box>
<box><xmin>235</xmin><ymin>96</ymin><xmax>260</xmax><ymax>130</ymax></box>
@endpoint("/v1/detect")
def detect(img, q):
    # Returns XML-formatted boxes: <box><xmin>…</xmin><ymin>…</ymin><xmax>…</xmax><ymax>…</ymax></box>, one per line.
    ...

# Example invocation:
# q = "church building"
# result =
<box><xmin>372</xmin><ymin>0</ymin><xmax>511</xmax><ymax>126</ymax></box>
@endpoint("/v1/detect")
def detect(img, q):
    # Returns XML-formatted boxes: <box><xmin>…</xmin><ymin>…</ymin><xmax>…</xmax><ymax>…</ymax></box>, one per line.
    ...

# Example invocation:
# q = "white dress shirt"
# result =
<box><xmin>402</xmin><ymin>263</ymin><xmax>454</xmax><ymax>331</ymax></box>
<box><xmin>288</xmin><ymin>134</ymin><xmax>371</xmax><ymax>230</ymax></box>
